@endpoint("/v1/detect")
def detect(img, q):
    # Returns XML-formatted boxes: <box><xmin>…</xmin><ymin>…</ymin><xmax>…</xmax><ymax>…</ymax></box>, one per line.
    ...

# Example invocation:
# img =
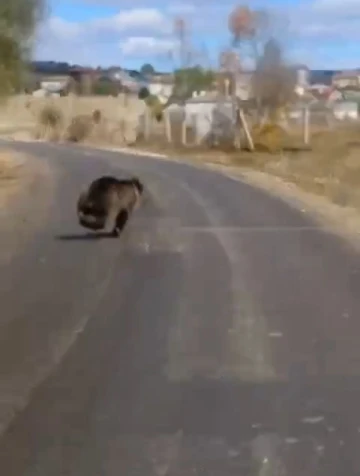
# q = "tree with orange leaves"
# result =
<box><xmin>228</xmin><ymin>5</ymin><xmax>270</xmax><ymax>60</ymax></box>
<box><xmin>228</xmin><ymin>5</ymin><xmax>295</xmax><ymax>120</ymax></box>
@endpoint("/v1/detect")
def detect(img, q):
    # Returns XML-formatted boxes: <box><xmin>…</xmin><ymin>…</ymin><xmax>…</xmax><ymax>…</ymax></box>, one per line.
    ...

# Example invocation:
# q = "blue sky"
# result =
<box><xmin>34</xmin><ymin>0</ymin><xmax>360</xmax><ymax>71</ymax></box>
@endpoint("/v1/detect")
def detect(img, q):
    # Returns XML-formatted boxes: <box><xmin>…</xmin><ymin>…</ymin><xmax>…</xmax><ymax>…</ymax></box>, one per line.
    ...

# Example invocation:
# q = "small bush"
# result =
<box><xmin>145</xmin><ymin>94</ymin><xmax>164</xmax><ymax>122</ymax></box>
<box><xmin>38</xmin><ymin>104</ymin><xmax>63</xmax><ymax>129</ymax></box>
<box><xmin>92</xmin><ymin>109</ymin><xmax>102</xmax><ymax>124</ymax></box>
<box><xmin>35</xmin><ymin>104</ymin><xmax>64</xmax><ymax>141</ymax></box>
<box><xmin>65</xmin><ymin>114</ymin><xmax>93</xmax><ymax>142</ymax></box>
<box><xmin>92</xmin><ymin>80</ymin><xmax>119</xmax><ymax>97</ymax></box>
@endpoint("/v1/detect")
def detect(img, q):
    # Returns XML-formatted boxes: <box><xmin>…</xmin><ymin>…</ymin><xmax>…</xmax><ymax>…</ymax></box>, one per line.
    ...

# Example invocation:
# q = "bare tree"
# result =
<box><xmin>252</xmin><ymin>38</ymin><xmax>296</xmax><ymax>121</ymax></box>
<box><xmin>174</xmin><ymin>16</ymin><xmax>185</xmax><ymax>68</ymax></box>
<box><xmin>217</xmin><ymin>48</ymin><xmax>242</xmax><ymax>146</ymax></box>
<box><xmin>228</xmin><ymin>5</ymin><xmax>294</xmax><ymax>122</ymax></box>
<box><xmin>169</xmin><ymin>16</ymin><xmax>216</xmax><ymax>103</ymax></box>
<box><xmin>173</xmin><ymin>16</ymin><xmax>194</xmax><ymax>70</ymax></box>
<box><xmin>219</xmin><ymin>49</ymin><xmax>241</xmax><ymax>73</ymax></box>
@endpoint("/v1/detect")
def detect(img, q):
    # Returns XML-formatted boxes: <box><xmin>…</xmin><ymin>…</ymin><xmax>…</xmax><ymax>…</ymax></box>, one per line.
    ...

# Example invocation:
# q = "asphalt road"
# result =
<box><xmin>1</xmin><ymin>141</ymin><xmax>360</xmax><ymax>475</ymax></box>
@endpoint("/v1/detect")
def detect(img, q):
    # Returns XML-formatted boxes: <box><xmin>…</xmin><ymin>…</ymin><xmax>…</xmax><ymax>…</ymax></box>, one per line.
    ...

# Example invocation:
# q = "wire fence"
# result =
<box><xmin>138</xmin><ymin>98</ymin><xmax>359</xmax><ymax>151</ymax></box>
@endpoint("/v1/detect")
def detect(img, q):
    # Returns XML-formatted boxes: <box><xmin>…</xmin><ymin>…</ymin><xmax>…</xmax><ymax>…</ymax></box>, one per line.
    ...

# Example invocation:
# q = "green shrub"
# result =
<box><xmin>92</xmin><ymin>81</ymin><xmax>118</xmax><ymax>97</ymax></box>
<box><xmin>138</xmin><ymin>87</ymin><xmax>150</xmax><ymax>100</ymax></box>
<box><xmin>145</xmin><ymin>94</ymin><xmax>164</xmax><ymax>122</ymax></box>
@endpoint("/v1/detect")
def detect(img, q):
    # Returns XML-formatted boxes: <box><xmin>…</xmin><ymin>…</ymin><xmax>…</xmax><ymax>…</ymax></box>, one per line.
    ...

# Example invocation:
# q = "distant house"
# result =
<box><xmin>341</xmin><ymin>89</ymin><xmax>360</xmax><ymax>102</ymax></box>
<box><xmin>215</xmin><ymin>71</ymin><xmax>253</xmax><ymax>100</ymax></box>
<box><xmin>294</xmin><ymin>64</ymin><xmax>310</xmax><ymax>86</ymax></box>
<box><xmin>307</xmin><ymin>84</ymin><xmax>342</xmax><ymax>102</ymax></box>
<box><xmin>332</xmin><ymin>71</ymin><xmax>360</xmax><ymax>89</ymax></box>
<box><xmin>218</xmin><ymin>65</ymin><xmax>309</xmax><ymax>101</ymax></box>
<box><xmin>39</xmin><ymin>74</ymin><xmax>71</xmax><ymax>95</ymax></box>
<box><xmin>307</xmin><ymin>83</ymin><xmax>330</xmax><ymax>98</ymax></box>
<box><xmin>333</xmin><ymin>101</ymin><xmax>359</xmax><ymax>120</ymax></box>
<box><xmin>327</xmin><ymin>88</ymin><xmax>343</xmax><ymax>103</ymax></box>
<box><xmin>148</xmin><ymin>74</ymin><xmax>174</xmax><ymax>103</ymax></box>
<box><xmin>309</xmin><ymin>70</ymin><xmax>339</xmax><ymax>86</ymax></box>
<box><xmin>292</xmin><ymin>64</ymin><xmax>310</xmax><ymax>97</ymax></box>
<box><xmin>183</xmin><ymin>92</ymin><xmax>234</xmax><ymax>143</ymax></box>
<box><xmin>35</xmin><ymin>65</ymin><xmax>100</xmax><ymax>96</ymax></box>
<box><xmin>235</xmin><ymin>72</ymin><xmax>253</xmax><ymax>100</ymax></box>
<box><xmin>69</xmin><ymin>67</ymin><xmax>101</xmax><ymax>95</ymax></box>
<box><xmin>108</xmin><ymin>68</ymin><xmax>149</xmax><ymax>95</ymax></box>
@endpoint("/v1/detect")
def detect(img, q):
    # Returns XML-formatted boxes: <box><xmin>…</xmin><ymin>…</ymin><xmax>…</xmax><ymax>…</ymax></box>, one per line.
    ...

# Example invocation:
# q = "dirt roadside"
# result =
<box><xmin>0</xmin><ymin>147</ymin><xmax>55</xmax><ymax>265</ymax></box>
<box><xmin>210</xmin><ymin>164</ymin><xmax>360</xmax><ymax>253</ymax></box>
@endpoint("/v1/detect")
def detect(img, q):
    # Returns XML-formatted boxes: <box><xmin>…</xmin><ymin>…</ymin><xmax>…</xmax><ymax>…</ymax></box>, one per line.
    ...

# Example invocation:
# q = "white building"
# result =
<box><xmin>184</xmin><ymin>92</ymin><xmax>234</xmax><ymax>143</ymax></box>
<box><xmin>148</xmin><ymin>75</ymin><xmax>174</xmax><ymax>103</ymax></box>
<box><xmin>333</xmin><ymin>101</ymin><xmax>358</xmax><ymax>120</ymax></box>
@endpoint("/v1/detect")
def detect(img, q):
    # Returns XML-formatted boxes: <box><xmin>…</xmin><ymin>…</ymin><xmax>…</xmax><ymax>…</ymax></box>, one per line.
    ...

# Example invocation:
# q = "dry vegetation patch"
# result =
<box><xmin>0</xmin><ymin>150</ymin><xmax>26</xmax><ymax>186</ymax></box>
<box><xmin>0</xmin><ymin>147</ymin><xmax>55</xmax><ymax>266</ymax></box>
<box><xmin>0</xmin><ymin>149</ymin><xmax>33</xmax><ymax>232</ymax></box>
<box><xmin>263</xmin><ymin>124</ymin><xmax>360</xmax><ymax>209</ymax></box>
<box><xmin>133</xmin><ymin>119</ymin><xmax>360</xmax><ymax>212</ymax></box>
<box><xmin>0</xmin><ymin>94</ymin><xmax>145</xmax><ymax>144</ymax></box>
<box><xmin>2</xmin><ymin>94</ymin><xmax>360</xmax><ymax>216</ymax></box>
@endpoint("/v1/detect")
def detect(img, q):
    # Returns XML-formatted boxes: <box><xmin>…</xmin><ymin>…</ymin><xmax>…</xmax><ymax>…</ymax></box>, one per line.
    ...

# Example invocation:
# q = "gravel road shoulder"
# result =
<box><xmin>211</xmin><ymin>165</ymin><xmax>360</xmax><ymax>253</ymax></box>
<box><xmin>0</xmin><ymin>146</ymin><xmax>55</xmax><ymax>265</ymax></box>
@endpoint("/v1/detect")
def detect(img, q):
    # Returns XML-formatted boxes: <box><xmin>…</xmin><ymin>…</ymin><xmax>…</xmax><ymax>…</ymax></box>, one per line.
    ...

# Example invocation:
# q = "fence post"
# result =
<box><xmin>164</xmin><ymin>109</ymin><xmax>171</xmax><ymax>143</ymax></box>
<box><xmin>144</xmin><ymin>108</ymin><xmax>151</xmax><ymax>140</ymax></box>
<box><xmin>123</xmin><ymin>92</ymin><xmax>129</xmax><ymax>108</ymax></box>
<box><xmin>181</xmin><ymin>119</ymin><xmax>187</xmax><ymax>146</ymax></box>
<box><xmin>233</xmin><ymin>109</ymin><xmax>241</xmax><ymax>149</ymax></box>
<box><xmin>239</xmin><ymin>108</ymin><xmax>254</xmax><ymax>151</ymax></box>
<box><xmin>303</xmin><ymin>106</ymin><xmax>310</xmax><ymax>145</ymax></box>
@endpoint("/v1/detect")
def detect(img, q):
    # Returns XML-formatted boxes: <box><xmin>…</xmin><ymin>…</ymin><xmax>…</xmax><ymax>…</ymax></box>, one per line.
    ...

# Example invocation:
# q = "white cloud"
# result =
<box><xmin>35</xmin><ymin>7</ymin><xmax>175</xmax><ymax>65</ymax></box>
<box><xmin>167</xmin><ymin>3</ymin><xmax>197</xmax><ymax>15</ymax></box>
<box><xmin>35</xmin><ymin>16</ymin><xmax>89</xmax><ymax>63</ymax></box>
<box><xmin>35</xmin><ymin>8</ymin><xmax>178</xmax><ymax>65</ymax></box>
<box><xmin>34</xmin><ymin>1</ymin><xmax>360</xmax><ymax>68</ymax></box>
<box><xmin>287</xmin><ymin>0</ymin><xmax>360</xmax><ymax>41</ymax></box>
<box><xmin>119</xmin><ymin>36</ymin><xmax>177</xmax><ymax>57</ymax></box>
<box><xmin>92</xmin><ymin>8</ymin><xmax>170</xmax><ymax>34</ymax></box>
<box><xmin>299</xmin><ymin>20</ymin><xmax>360</xmax><ymax>40</ymax></box>
<box><xmin>312</xmin><ymin>0</ymin><xmax>360</xmax><ymax>15</ymax></box>
<box><xmin>45</xmin><ymin>17</ymin><xmax>82</xmax><ymax>39</ymax></box>
<box><xmin>37</xmin><ymin>7</ymin><xmax>170</xmax><ymax>45</ymax></box>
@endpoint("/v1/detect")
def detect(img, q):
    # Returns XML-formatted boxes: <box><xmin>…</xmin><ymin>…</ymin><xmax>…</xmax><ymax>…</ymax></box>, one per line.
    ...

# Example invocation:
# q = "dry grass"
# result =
<box><xmin>0</xmin><ymin>150</ymin><xmax>25</xmax><ymax>182</ymax></box>
<box><xmin>0</xmin><ymin>94</ymin><xmax>146</xmax><ymax>145</ymax></box>
<box><xmin>265</xmin><ymin>123</ymin><xmax>360</xmax><ymax>209</ymax></box>
<box><xmin>2</xmin><ymin>94</ymin><xmax>360</xmax><ymax>212</ymax></box>
<box><xmin>133</xmin><ymin>120</ymin><xmax>360</xmax><ymax>211</ymax></box>
<box><xmin>0</xmin><ymin>149</ymin><xmax>28</xmax><ymax>212</ymax></box>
